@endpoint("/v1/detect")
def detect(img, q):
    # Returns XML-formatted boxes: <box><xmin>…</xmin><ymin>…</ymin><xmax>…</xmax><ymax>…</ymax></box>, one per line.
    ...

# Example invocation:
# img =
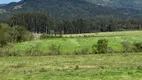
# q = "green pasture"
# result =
<box><xmin>10</xmin><ymin>31</ymin><xmax>142</xmax><ymax>55</ymax></box>
<box><xmin>0</xmin><ymin>31</ymin><xmax>142</xmax><ymax>80</ymax></box>
<box><xmin>0</xmin><ymin>53</ymin><xmax>142</xmax><ymax>80</ymax></box>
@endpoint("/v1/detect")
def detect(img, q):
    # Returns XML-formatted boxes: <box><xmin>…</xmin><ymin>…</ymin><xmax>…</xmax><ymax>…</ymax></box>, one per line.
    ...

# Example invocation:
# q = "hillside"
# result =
<box><xmin>0</xmin><ymin>4</ymin><xmax>6</xmax><ymax>7</ymax></box>
<box><xmin>0</xmin><ymin>0</ymin><xmax>142</xmax><ymax>19</ymax></box>
<box><xmin>85</xmin><ymin>0</ymin><xmax>142</xmax><ymax>10</ymax></box>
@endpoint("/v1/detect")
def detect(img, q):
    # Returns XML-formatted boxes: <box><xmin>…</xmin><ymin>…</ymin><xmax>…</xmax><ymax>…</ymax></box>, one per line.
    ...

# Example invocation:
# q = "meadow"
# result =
<box><xmin>0</xmin><ymin>53</ymin><xmax>142</xmax><ymax>80</ymax></box>
<box><xmin>0</xmin><ymin>31</ymin><xmax>142</xmax><ymax>80</ymax></box>
<box><xmin>8</xmin><ymin>31</ymin><xmax>142</xmax><ymax>55</ymax></box>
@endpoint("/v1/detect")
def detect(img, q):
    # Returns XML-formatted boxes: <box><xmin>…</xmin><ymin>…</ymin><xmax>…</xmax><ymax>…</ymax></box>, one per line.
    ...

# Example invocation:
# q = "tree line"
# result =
<box><xmin>1</xmin><ymin>12</ymin><xmax>142</xmax><ymax>34</ymax></box>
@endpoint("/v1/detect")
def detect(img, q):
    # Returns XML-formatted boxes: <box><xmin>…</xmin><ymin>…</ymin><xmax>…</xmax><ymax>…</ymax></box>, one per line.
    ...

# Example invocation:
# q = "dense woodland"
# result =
<box><xmin>0</xmin><ymin>12</ymin><xmax>141</xmax><ymax>34</ymax></box>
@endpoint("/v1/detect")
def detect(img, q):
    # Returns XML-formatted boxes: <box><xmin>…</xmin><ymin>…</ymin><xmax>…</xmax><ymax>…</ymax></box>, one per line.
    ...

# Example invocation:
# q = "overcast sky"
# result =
<box><xmin>0</xmin><ymin>0</ymin><xmax>20</xmax><ymax>4</ymax></box>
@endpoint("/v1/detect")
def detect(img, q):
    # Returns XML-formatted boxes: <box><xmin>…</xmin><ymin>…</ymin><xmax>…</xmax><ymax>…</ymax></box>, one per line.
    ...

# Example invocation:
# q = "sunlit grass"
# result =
<box><xmin>0</xmin><ymin>53</ymin><xmax>142</xmax><ymax>80</ymax></box>
<box><xmin>10</xmin><ymin>31</ymin><xmax>142</xmax><ymax>55</ymax></box>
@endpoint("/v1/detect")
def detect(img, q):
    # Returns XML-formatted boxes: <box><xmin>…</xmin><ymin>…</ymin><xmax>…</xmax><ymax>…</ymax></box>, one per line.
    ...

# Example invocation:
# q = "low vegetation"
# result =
<box><xmin>0</xmin><ymin>53</ymin><xmax>142</xmax><ymax>80</ymax></box>
<box><xmin>0</xmin><ymin>31</ymin><xmax>141</xmax><ymax>57</ymax></box>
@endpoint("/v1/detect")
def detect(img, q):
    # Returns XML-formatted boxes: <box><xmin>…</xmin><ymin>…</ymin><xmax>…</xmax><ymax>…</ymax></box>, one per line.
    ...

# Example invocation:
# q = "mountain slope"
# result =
<box><xmin>84</xmin><ymin>0</ymin><xmax>142</xmax><ymax>10</ymax></box>
<box><xmin>0</xmin><ymin>4</ymin><xmax>6</xmax><ymax>7</ymax></box>
<box><xmin>0</xmin><ymin>0</ymin><xmax>142</xmax><ymax>19</ymax></box>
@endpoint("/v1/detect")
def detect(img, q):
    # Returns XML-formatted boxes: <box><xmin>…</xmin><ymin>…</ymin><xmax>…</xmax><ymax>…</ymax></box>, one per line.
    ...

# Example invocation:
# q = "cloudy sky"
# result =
<box><xmin>0</xmin><ymin>0</ymin><xmax>20</xmax><ymax>4</ymax></box>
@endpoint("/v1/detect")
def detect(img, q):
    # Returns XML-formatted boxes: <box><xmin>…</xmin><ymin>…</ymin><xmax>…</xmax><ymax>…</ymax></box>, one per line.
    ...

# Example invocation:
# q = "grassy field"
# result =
<box><xmin>0</xmin><ymin>53</ymin><xmax>142</xmax><ymax>80</ymax></box>
<box><xmin>8</xmin><ymin>31</ymin><xmax>142</xmax><ymax>55</ymax></box>
<box><xmin>0</xmin><ymin>31</ymin><xmax>142</xmax><ymax>80</ymax></box>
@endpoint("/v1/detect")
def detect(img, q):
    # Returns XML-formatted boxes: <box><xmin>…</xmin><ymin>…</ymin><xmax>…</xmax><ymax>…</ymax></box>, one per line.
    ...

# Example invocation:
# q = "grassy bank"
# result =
<box><xmin>0</xmin><ymin>53</ymin><xmax>142</xmax><ymax>80</ymax></box>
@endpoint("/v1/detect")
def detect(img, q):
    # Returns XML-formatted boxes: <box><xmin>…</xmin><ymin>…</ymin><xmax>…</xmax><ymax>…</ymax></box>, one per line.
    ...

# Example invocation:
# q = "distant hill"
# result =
<box><xmin>0</xmin><ymin>0</ymin><xmax>142</xmax><ymax>19</ymax></box>
<box><xmin>84</xmin><ymin>0</ymin><xmax>142</xmax><ymax>10</ymax></box>
<box><xmin>0</xmin><ymin>4</ymin><xmax>6</xmax><ymax>7</ymax></box>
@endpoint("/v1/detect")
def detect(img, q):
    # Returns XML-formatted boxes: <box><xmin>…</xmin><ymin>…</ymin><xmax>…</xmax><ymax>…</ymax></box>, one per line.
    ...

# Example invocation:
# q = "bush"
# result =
<box><xmin>74</xmin><ymin>65</ymin><xmax>79</xmax><ymax>70</ymax></box>
<box><xmin>133</xmin><ymin>42</ymin><xmax>142</xmax><ymax>52</ymax></box>
<box><xmin>0</xmin><ymin>23</ymin><xmax>33</xmax><ymax>47</ymax></box>
<box><xmin>73</xmin><ymin>48</ymin><xmax>89</xmax><ymax>55</ymax></box>
<box><xmin>0</xmin><ymin>45</ymin><xmax>16</xmax><ymax>57</ymax></box>
<box><xmin>107</xmin><ymin>47</ymin><xmax>115</xmax><ymax>53</ymax></box>
<box><xmin>0</xmin><ymin>48</ymin><xmax>8</xmax><ymax>57</ymax></box>
<box><xmin>0</xmin><ymin>24</ymin><xmax>11</xmax><ymax>47</ymax></box>
<box><xmin>0</xmin><ymin>36</ymin><xmax>7</xmax><ymax>47</ymax></box>
<box><xmin>92</xmin><ymin>39</ymin><xmax>108</xmax><ymax>53</ymax></box>
<box><xmin>81</xmin><ymin>48</ymin><xmax>89</xmax><ymax>54</ymax></box>
<box><xmin>12</xmin><ymin>25</ymin><xmax>34</xmax><ymax>42</ymax></box>
<box><xmin>121</xmin><ymin>41</ymin><xmax>134</xmax><ymax>52</ymax></box>
<box><xmin>25</xmin><ymin>44</ymin><xmax>41</xmax><ymax>56</ymax></box>
<box><xmin>92</xmin><ymin>44</ymin><xmax>98</xmax><ymax>54</ymax></box>
<box><xmin>49</xmin><ymin>44</ymin><xmax>61</xmax><ymax>55</ymax></box>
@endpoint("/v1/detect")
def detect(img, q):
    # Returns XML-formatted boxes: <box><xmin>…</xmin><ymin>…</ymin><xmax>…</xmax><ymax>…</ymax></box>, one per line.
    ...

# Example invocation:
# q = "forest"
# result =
<box><xmin>0</xmin><ymin>12</ymin><xmax>142</xmax><ymax>34</ymax></box>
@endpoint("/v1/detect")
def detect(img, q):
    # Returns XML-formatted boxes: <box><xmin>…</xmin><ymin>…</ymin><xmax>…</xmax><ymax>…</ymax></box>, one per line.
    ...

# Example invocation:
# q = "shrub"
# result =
<box><xmin>133</xmin><ymin>42</ymin><xmax>142</xmax><ymax>52</ymax></box>
<box><xmin>137</xmin><ymin>65</ymin><xmax>142</xmax><ymax>70</ymax></box>
<box><xmin>107</xmin><ymin>47</ymin><xmax>115</xmax><ymax>53</ymax></box>
<box><xmin>73</xmin><ymin>48</ymin><xmax>89</xmax><ymax>55</ymax></box>
<box><xmin>83</xmin><ymin>35</ymin><xmax>88</xmax><ymax>37</ymax></box>
<box><xmin>0</xmin><ymin>48</ymin><xmax>7</xmax><ymax>57</ymax></box>
<box><xmin>74</xmin><ymin>65</ymin><xmax>79</xmax><ymax>70</ymax></box>
<box><xmin>24</xmin><ymin>44</ymin><xmax>47</xmax><ymax>56</ymax></box>
<box><xmin>22</xmin><ymin>31</ymin><xmax>34</xmax><ymax>41</ymax></box>
<box><xmin>92</xmin><ymin>39</ymin><xmax>108</xmax><ymax>54</ymax></box>
<box><xmin>121</xmin><ymin>41</ymin><xmax>134</xmax><ymax>52</ymax></box>
<box><xmin>49</xmin><ymin>44</ymin><xmax>61</xmax><ymax>55</ymax></box>
<box><xmin>0</xmin><ymin>37</ymin><xmax>7</xmax><ymax>47</ymax></box>
<box><xmin>0</xmin><ymin>24</ymin><xmax>11</xmax><ymax>47</ymax></box>
<box><xmin>97</xmin><ymin>39</ymin><xmax>108</xmax><ymax>53</ymax></box>
<box><xmin>12</xmin><ymin>25</ymin><xmax>34</xmax><ymax>42</ymax></box>
<box><xmin>0</xmin><ymin>23</ymin><xmax>33</xmax><ymax>47</ymax></box>
<box><xmin>81</xmin><ymin>48</ymin><xmax>89</xmax><ymax>54</ymax></box>
<box><xmin>92</xmin><ymin>44</ymin><xmax>98</xmax><ymax>54</ymax></box>
<box><xmin>73</xmin><ymin>50</ymin><xmax>79</xmax><ymax>55</ymax></box>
